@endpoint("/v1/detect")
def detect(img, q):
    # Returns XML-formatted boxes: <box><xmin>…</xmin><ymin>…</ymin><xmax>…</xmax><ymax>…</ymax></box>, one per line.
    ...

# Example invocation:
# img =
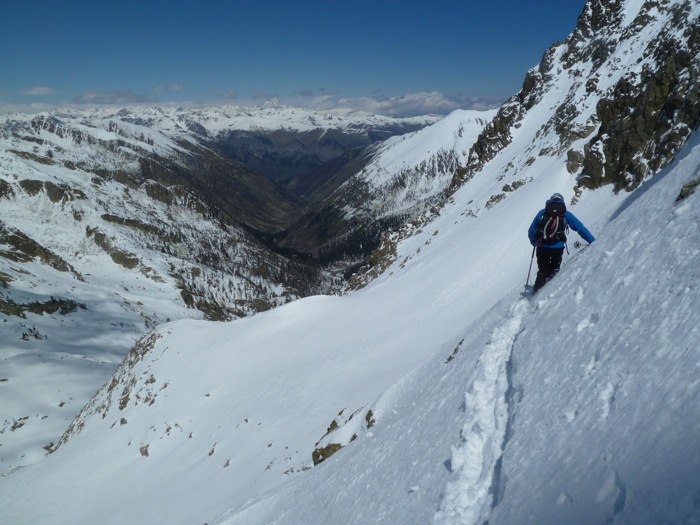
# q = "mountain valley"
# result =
<box><xmin>1</xmin><ymin>1</ymin><xmax>699</xmax><ymax>523</ymax></box>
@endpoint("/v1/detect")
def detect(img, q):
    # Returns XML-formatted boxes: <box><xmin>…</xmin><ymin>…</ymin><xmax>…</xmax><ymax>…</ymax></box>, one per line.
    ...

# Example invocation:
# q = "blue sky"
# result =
<box><xmin>2</xmin><ymin>0</ymin><xmax>586</xmax><ymax>116</ymax></box>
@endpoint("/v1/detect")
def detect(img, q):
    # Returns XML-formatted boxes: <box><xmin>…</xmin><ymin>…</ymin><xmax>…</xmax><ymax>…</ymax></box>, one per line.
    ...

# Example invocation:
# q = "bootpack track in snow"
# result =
<box><xmin>433</xmin><ymin>299</ymin><xmax>527</xmax><ymax>524</ymax></box>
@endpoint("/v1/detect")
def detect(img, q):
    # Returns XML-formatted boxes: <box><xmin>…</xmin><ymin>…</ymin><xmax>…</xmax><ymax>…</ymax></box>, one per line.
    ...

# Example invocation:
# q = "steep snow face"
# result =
<box><xmin>489</xmin><ymin>132</ymin><xmax>700</xmax><ymax>524</ymax></box>
<box><xmin>339</xmin><ymin>109</ymin><xmax>497</xmax><ymax>220</ymax></box>
<box><xmin>214</xmin><ymin>110</ymin><xmax>700</xmax><ymax>525</ymax></box>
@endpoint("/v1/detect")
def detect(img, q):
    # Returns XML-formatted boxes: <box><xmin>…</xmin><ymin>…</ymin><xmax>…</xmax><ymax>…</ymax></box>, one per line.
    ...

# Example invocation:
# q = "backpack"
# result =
<box><xmin>536</xmin><ymin>200</ymin><xmax>568</xmax><ymax>245</ymax></box>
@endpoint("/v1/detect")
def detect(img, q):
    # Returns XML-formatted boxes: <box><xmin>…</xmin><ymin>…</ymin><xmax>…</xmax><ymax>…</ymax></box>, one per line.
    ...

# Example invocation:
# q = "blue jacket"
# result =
<box><xmin>528</xmin><ymin>200</ymin><xmax>596</xmax><ymax>248</ymax></box>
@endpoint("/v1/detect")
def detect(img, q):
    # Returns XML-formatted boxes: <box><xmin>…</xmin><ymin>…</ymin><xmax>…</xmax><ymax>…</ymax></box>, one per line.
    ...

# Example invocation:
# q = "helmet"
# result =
<box><xmin>550</xmin><ymin>193</ymin><xmax>564</xmax><ymax>201</ymax></box>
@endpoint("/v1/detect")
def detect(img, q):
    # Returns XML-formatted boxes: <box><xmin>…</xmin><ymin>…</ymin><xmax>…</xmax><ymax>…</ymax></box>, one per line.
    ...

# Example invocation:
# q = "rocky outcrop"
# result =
<box><xmin>450</xmin><ymin>0</ymin><xmax>700</xmax><ymax>195</ymax></box>
<box><xmin>581</xmin><ymin>4</ymin><xmax>700</xmax><ymax>190</ymax></box>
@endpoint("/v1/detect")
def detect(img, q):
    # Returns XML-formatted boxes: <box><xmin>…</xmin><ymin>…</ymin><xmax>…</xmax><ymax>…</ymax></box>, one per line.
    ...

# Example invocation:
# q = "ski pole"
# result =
<box><xmin>526</xmin><ymin>245</ymin><xmax>536</xmax><ymax>287</ymax></box>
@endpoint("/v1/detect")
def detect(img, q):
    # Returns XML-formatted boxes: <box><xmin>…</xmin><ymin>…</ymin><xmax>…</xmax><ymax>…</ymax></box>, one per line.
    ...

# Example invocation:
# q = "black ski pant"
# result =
<box><xmin>534</xmin><ymin>245</ymin><xmax>564</xmax><ymax>292</ymax></box>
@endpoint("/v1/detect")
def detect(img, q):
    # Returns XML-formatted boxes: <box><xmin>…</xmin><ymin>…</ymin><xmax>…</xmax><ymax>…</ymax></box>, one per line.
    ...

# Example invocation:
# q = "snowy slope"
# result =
<box><xmin>0</xmin><ymin>101</ymin><xmax>441</xmax><ymax>476</ymax></box>
<box><xmin>1</xmin><ymin>0</ymin><xmax>699</xmax><ymax>523</ymax></box>
<box><xmin>2</xmin><ymin>121</ymin><xmax>697</xmax><ymax>525</ymax></box>
<box><xmin>0</xmin><ymin>120</ymin><xmax>291</xmax><ymax>474</ymax></box>
<box><xmin>0</xmin><ymin>151</ymin><xmax>201</xmax><ymax>473</ymax></box>
<box><xmin>339</xmin><ymin>109</ymin><xmax>497</xmax><ymax>219</ymax></box>
<box><xmin>489</xmin><ymin>135</ymin><xmax>700</xmax><ymax>524</ymax></box>
<box><xmin>220</xmin><ymin>133</ymin><xmax>700</xmax><ymax>525</ymax></box>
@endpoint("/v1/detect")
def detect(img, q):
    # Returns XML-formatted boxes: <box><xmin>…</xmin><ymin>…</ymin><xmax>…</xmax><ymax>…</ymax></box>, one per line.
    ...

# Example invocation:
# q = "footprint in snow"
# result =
<box><xmin>599</xmin><ymin>382</ymin><xmax>617</xmax><ymax>422</ymax></box>
<box><xmin>576</xmin><ymin>312</ymin><xmax>599</xmax><ymax>332</ymax></box>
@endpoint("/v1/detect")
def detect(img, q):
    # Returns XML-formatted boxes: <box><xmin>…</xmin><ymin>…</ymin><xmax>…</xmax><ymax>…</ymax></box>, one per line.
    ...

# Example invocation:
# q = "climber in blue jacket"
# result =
<box><xmin>528</xmin><ymin>193</ymin><xmax>595</xmax><ymax>293</ymax></box>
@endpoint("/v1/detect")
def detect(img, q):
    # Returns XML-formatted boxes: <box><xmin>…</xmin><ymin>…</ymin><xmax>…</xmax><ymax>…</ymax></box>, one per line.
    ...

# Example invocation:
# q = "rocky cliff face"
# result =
<box><xmin>451</xmin><ymin>0</ymin><xmax>700</xmax><ymax>195</ymax></box>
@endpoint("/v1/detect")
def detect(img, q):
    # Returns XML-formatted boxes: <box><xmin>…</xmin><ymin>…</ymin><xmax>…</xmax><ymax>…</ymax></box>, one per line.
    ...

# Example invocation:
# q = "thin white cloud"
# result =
<box><xmin>73</xmin><ymin>90</ymin><xmax>156</xmax><ymax>104</ymax></box>
<box><xmin>0</xmin><ymin>101</ymin><xmax>56</xmax><ymax>114</ymax></box>
<box><xmin>286</xmin><ymin>91</ymin><xmax>505</xmax><ymax>117</ymax></box>
<box><xmin>155</xmin><ymin>83</ymin><xmax>184</xmax><ymax>94</ymax></box>
<box><xmin>5</xmin><ymin>86</ymin><xmax>504</xmax><ymax>118</ymax></box>
<box><xmin>21</xmin><ymin>86</ymin><xmax>60</xmax><ymax>96</ymax></box>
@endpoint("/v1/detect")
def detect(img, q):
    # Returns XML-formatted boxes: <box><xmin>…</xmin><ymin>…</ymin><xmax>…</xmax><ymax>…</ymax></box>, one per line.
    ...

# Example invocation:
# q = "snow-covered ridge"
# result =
<box><xmin>183</xmin><ymin>101</ymin><xmax>441</xmax><ymax>135</ymax></box>
<box><xmin>341</xmin><ymin>109</ymin><xmax>497</xmax><ymax>219</ymax></box>
<box><xmin>2</xmin><ymin>101</ymin><xmax>441</xmax><ymax>138</ymax></box>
